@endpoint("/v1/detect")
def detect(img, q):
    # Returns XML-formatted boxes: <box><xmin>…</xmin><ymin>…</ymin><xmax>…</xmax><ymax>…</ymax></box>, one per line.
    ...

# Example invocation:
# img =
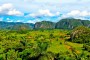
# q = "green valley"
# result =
<box><xmin>0</xmin><ymin>26</ymin><xmax>90</xmax><ymax>60</ymax></box>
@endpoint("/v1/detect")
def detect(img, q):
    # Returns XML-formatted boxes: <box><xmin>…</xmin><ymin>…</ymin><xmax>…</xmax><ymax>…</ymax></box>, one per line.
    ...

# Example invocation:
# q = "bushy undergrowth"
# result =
<box><xmin>0</xmin><ymin>28</ymin><xmax>90</xmax><ymax>60</ymax></box>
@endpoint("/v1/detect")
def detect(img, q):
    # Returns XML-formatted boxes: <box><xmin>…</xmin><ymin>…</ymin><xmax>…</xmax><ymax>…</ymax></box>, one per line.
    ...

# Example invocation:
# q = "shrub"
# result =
<box><xmin>70</xmin><ymin>26</ymin><xmax>90</xmax><ymax>43</ymax></box>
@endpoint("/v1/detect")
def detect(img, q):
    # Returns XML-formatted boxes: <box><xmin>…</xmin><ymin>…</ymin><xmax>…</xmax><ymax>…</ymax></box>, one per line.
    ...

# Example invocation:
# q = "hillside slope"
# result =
<box><xmin>34</xmin><ymin>21</ymin><xmax>55</xmax><ymax>29</ymax></box>
<box><xmin>55</xmin><ymin>18</ymin><xmax>90</xmax><ymax>29</ymax></box>
<box><xmin>0</xmin><ymin>18</ymin><xmax>90</xmax><ymax>30</ymax></box>
<box><xmin>0</xmin><ymin>21</ymin><xmax>34</xmax><ymax>30</ymax></box>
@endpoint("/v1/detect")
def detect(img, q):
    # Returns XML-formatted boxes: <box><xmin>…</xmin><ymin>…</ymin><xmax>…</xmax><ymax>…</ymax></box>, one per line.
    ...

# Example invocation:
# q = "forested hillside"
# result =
<box><xmin>0</xmin><ymin>18</ymin><xmax>90</xmax><ymax>30</ymax></box>
<box><xmin>0</xmin><ymin>21</ymin><xmax>34</xmax><ymax>30</ymax></box>
<box><xmin>34</xmin><ymin>21</ymin><xmax>55</xmax><ymax>29</ymax></box>
<box><xmin>55</xmin><ymin>18</ymin><xmax>90</xmax><ymax>29</ymax></box>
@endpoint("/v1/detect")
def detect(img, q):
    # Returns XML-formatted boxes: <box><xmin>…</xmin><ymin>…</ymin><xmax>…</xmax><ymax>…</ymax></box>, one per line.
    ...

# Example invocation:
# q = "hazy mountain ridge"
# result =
<box><xmin>34</xmin><ymin>21</ymin><xmax>56</xmax><ymax>29</ymax></box>
<box><xmin>0</xmin><ymin>21</ymin><xmax>34</xmax><ymax>30</ymax></box>
<box><xmin>0</xmin><ymin>18</ymin><xmax>90</xmax><ymax>30</ymax></box>
<box><xmin>55</xmin><ymin>18</ymin><xmax>90</xmax><ymax>29</ymax></box>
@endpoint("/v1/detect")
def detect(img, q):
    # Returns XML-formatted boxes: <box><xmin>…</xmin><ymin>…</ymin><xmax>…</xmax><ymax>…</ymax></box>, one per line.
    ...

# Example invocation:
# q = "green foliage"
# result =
<box><xmin>83</xmin><ymin>43</ymin><xmax>90</xmax><ymax>52</ymax></box>
<box><xmin>70</xmin><ymin>26</ymin><xmax>90</xmax><ymax>43</ymax></box>
<box><xmin>0</xmin><ymin>29</ymin><xmax>90</xmax><ymax>60</ymax></box>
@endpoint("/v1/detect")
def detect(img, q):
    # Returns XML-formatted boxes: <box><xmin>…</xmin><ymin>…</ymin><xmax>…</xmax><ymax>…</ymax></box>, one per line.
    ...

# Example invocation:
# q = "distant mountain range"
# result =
<box><xmin>0</xmin><ymin>18</ymin><xmax>90</xmax><ymax>30</ymax></box>
<box><xmin>55</xmin><ymin>18</ymin><xmax>90</xmax><ymax>29</ymax></box>
<box><xmin>34</xmin><ymin>21</ymin><xmax>56</xmax><ymax>29</ymax></box>
<box><xmin>0</xmin><ymin>22</ymin><xmax>34</xmax><ymax>30</ymax></box>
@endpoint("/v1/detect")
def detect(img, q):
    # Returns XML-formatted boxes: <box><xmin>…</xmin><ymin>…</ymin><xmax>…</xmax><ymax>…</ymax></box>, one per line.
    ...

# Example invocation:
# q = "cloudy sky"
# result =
<box><xmin>0</xmin><ymin>0</ymin><xmax>90</xmax><ymax>23</ymax></box>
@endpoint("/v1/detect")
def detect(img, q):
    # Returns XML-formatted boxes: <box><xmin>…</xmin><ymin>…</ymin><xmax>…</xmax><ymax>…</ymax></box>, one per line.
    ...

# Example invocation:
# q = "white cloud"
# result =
<box><xmin>8</xmin><ymin>9</ymin><xmax>24</xmax><ymax>16</ymax></box>
<box><xmin>28</xmin><ymin>9</ymin><xmax>54</xmax><ymax>17</ymax></box>
<box><xmin>0</xmin><ymin>3</ymin><xmax>13</xmax><ymax>14</ymax></box>
<box><xmin>67</xmin><ymin>10</ymin><xmax>90</xmax><ymax>17</ymax></box>
<box><xmin>24</xmin><ymin>0</ymin><xmax>29</xmax><ymax>1</ymax></box>
<box><xmin>27</xmin><ymin>19</ymin><xmax>40</xmax><ymax>23</ymax></box>
<box><xmin>28</xmin><ymin>13</ymin><xmax>37</xmax><ymax>17</ymax></box>
<box><xmin>16</xmin><ymin>20</ymin><xmax>21</xmax><ymax>22</ymax></box>
<box><xmin>38</xmin><ymin>9</ymin><xmax>54</xmax><ymax>16</ymax></box>
<box><xmin>0</xmin><ymin>17</ymin><xmax>3</xmax><ymax>21</ymax></box>
<box><xmin>6</xmin><ymin>18</ymin><xmax>13</xmax><ymax>22</ymax></box>
<box><xmin>0</xmin><ymin>3</ymin><xmax>24</xmax><ymax>16</ymax></box>
<box><xmin>56</xmin><ymin>12</ymin><xmax>60</xmax><ymax>16</ymax></box>
<box><xmin>7</xmin><ymin>20</ymin><xmax>13</xmax><ymax>22</ymax></box>
<box><xmin>27</xmin><ymin>20</ymin><xmax>35</xmax><ymax>23</ymax></box>
<box><xmin>26</xmin><ymin>9</ymin><xmax>60</xmax><ymax>17</ymax></box>
<box><xmin>80</xmin><ymin>11</ymin><xmax>89</xmax><ymax>16</ymax></box>
<box><xmin>62</xmin><ymin>10</ymin><xmax>90</xmax><ymax>19</ymax></box>
<box><xmin>6</xmin><ymin>18</ymin><xmax>9</xmax><ymax>20</ymax></box>
<box><xmin>0</xmin><ymin>3</ymin><xmax>13</xmax><ymax>10</ymax></box>
<box><xmin>67</xmin><ymin>10</ymin><xmax>80</xmax><ymax>16</ymax></box>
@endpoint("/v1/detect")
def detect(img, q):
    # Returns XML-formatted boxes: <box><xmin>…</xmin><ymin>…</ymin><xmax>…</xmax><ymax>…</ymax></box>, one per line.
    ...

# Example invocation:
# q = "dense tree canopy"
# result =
<box><xmin>0</xmin><ymin>28</ymin><xmax>90</xmax><ymax>60</ymax></box>
<box><xmin>70</xmin><ymin>26</ymin><xmax>90</xmax><ymax>43</ymax></box>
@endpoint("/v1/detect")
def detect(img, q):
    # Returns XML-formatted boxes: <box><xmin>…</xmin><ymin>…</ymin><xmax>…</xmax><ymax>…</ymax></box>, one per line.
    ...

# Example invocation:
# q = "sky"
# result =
<box><xmin>0</xmin><ymin>0</ymin><xmax>90</xmax><ymax>23</ymax></box>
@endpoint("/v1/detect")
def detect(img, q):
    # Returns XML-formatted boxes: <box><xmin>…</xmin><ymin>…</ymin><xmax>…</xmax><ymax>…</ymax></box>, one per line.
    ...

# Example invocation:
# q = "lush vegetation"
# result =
<box><xmin>0</xmin><ymin>26</ymin><xmax>90</xmax><ymax>60</ymax></box>
<box><xmin>70</xmin><ymin>26</ymin><xmax>90</xmax><ymax>43</ymax></box>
